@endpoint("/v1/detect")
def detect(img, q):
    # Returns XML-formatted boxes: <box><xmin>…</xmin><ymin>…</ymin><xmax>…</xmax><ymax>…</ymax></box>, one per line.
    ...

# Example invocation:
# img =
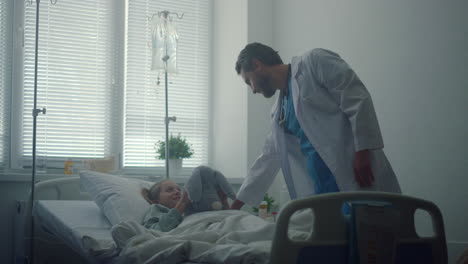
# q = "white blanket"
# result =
<box><xmin>84</xmin><ymin>210</ymin><xmax>313</xmax><ymax>264</ymax></box>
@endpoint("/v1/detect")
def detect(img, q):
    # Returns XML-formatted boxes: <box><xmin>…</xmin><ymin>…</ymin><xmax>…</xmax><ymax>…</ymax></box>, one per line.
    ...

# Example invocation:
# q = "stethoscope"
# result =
<box><xmin>278</xmin><ymin>64</ymin><xmax>292</xmax><ymax>128</ymax></box>
<box><xmin>278</xmin><ymin>91</ymin><xmax>287</xmax><ymax>128</ymax></box>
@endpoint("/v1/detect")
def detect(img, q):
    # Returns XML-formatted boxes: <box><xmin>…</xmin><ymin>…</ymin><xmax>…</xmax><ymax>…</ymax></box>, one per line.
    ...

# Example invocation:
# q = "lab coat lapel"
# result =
<box><xmin>272</xmin><ymin>94</ymin><xmax>298</xmax><ymax>199</ymax></box>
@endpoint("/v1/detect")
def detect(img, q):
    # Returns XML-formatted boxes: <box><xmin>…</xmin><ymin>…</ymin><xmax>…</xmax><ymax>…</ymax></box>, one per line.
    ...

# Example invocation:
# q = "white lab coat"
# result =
<box><xmin>237</xmin><ymin>48</ymin><xmax>401</xmax><ymax>207</ymax></box>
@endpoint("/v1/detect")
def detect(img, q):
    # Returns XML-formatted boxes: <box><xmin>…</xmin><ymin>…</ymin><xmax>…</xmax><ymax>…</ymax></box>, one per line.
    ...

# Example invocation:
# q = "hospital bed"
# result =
<box><xmin>29</xmin><ymin>176</ymin><xmax>448</xmax><ymax>264</ymax></box>
<box><xmin>27</xmin><ymin>177</ymin><xmax>101</xmax><ymax>264</ymax></box>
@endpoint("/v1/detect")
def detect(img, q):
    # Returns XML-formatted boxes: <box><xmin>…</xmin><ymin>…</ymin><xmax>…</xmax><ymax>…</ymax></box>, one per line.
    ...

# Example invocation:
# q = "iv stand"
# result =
<box><xmin>28</xmin><ymin>0</ymin><xmax>52</xmax><ymax>262</ymax></box>
<box><xmin>151</xmin><ymin>10</ymin><xmax>182</xmax><ymax>178</ymax></box>
<box><xmin>162</xmin><ymin>11</ymin><xmax>171</xmax><ymax>178</ymax></box>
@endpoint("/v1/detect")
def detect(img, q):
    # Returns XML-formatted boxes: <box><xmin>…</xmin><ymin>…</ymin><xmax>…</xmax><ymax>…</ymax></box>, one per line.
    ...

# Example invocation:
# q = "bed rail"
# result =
<box><xmin>270</xmin><ymin>191</ymin><xmax>447</xmax><ymax>264</ymax></box>
<box><xmin>35</xmin><ymin>176</ymin><xmax>91</xmax><ymax>200</ymax></box>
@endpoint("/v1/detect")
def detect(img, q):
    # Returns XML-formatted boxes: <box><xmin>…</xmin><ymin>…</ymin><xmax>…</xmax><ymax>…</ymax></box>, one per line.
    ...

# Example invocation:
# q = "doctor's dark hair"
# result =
<box><xmin>141</xmin><ymin>179</ymin><xmax>170</xmax><ymax>204</ymax></box>
<box><xmin>235</xmin><ymin>42</ymin><xmax>283</xmax><ymax>74</ymax></box>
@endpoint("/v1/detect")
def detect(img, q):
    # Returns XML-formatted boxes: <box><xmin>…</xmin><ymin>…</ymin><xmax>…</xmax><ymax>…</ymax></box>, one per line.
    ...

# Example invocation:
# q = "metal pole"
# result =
<box><xmin>165</xmin><ymin>71</ymin><xmax>169</xmax><ymax>178</ymax></box>
<box><xmin>163</xmin><ymin>11</ymin><xmax>169</xmax><ymax>179</ymax></box>
<box><xmin>29</xmin><ymin>0</ymin><xmax>42</xmax><ymax>262</ymax></box>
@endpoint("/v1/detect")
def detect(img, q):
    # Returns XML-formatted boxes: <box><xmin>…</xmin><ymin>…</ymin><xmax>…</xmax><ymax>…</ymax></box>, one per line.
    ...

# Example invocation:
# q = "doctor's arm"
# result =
<box><xmin>230</xmin><ymin>199</ymin><xmax>244</xmax><ymax>210</ymax></box>
<box><xmin>311</xmin><ymin>49</ymin><xmax>383</xmax><ymax>187</ymax></box>
<box><xmin>353</xmin><ymin>149</ymin><xmax>374</xmax><ymax>187</ymax></box>
<box><xmin>231</xmin><ymin>131</ymin><xmax>281</xmax><ymax>209</ymax></box>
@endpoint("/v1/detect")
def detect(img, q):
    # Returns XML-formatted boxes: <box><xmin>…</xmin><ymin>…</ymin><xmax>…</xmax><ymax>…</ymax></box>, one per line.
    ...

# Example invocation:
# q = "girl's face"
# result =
<box><xmin>156</xmin><ymin>180</ymin><xmax>182</xmax><ymax>209</ymax></box>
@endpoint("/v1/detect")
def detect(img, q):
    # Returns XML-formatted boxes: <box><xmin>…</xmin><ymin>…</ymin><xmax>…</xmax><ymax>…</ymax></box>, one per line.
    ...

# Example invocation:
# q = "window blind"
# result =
<box><xmin>125</xmin><ymin>0</ymin><xmax>211</xmax><ymax>168</ymax></box>
<box><xmin>0</xmin><ymin>0</ymin><xmax>12</xmax><ymax>167</ymax></box>
<box><xmin>22</xmin><ymin>0</ymin><xmax>119</xmax><ymax>164</ymax></box>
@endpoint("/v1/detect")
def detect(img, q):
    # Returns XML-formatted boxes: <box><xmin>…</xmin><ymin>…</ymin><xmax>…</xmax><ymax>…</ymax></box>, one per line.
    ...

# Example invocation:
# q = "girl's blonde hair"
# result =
<box><xmin>141</xmin><ymin>179</ymin><xmax>170</xmax><ymax>204</ymax></box>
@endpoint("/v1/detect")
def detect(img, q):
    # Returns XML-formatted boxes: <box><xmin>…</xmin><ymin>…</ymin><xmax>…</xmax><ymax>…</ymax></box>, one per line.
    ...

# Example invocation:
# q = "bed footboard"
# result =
<box><xmin>270</xmin><ymin>191</ymin><xmax>447</xmax><ymax>264</ymax></box>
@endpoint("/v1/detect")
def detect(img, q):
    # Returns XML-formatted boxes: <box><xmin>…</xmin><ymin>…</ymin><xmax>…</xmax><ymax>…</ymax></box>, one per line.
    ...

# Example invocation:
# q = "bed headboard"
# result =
<box><xmin>35</xmin><ymin>177</ymin><xmax>91</xmax><ymax>200</ymax></box>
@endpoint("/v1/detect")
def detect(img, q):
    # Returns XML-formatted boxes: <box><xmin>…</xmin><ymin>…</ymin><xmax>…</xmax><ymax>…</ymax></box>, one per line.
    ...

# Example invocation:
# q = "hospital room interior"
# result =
<box><xmin>0</xmin><ymin>0</ymin><xmax>467</xmax><ymax>263</ymax></box>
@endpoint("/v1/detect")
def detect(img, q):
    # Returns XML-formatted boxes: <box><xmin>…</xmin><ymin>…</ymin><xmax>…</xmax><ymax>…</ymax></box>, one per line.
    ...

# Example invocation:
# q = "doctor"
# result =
<box><xmin>230</xmin><ymin>43</ymin><xmax>401</xmax><ymax>210</ymax></box>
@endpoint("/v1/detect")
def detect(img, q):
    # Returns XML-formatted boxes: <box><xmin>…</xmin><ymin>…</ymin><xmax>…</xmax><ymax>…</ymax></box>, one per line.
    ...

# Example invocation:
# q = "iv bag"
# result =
<box><xmin>151</xmin><ymin>14</ymin><xmax>178</xmax><ymax>73</ymax></box>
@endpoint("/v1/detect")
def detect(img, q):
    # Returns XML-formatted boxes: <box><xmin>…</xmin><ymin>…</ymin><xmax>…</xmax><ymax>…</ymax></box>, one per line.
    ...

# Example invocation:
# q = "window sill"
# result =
<box><xmin>0</xmin><ymin>171</ymin><xmax>74</xmax><ymax>182</ymax></box>
<box><xmin>0</xmin><ymin>169</ymin><xmax>245</xmax><ymax>184</ymax></box>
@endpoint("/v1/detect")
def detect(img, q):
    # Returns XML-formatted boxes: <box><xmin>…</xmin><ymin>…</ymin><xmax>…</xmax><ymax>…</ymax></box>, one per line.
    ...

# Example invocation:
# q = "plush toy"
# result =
<box><xmin>184</xmin><ymin>166</ymin><xmax>236</xmax><ymax>215</ymax></box>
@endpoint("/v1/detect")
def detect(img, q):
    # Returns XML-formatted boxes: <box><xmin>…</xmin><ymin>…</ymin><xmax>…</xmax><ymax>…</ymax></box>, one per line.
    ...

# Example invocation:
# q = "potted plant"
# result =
<box><xmin>155</xmin><ymin>133</ymin><xmax>194</xmax><ymax>176</ymax></box>
<box><xmin>252</xmin><ymin>193</ymin><xmax>277</xmax><ymax>214</ymax></box>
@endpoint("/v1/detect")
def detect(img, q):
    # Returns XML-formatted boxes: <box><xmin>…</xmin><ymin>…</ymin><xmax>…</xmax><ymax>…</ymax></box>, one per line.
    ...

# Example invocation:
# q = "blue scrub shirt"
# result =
<box><xmin>281</xmin><ymin>79</ymin><xmax>340</xmax><ymax>195</ymax></box>
<box><xmin>282</xmin><ymin>78</ymin><xmax>350</xmax><ymax>215</ymax></box>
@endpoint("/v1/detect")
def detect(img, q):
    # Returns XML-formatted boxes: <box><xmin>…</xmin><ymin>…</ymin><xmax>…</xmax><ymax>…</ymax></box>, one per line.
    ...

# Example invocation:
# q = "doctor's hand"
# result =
<box><xmin>353</xmin><ymin>149</ymin><xmax>374</xmax><ymax>188</ymax></box>
<box><xmin>217</xmin><ymin>189</ymin><xmax>230</xmax><ymax>210</ymax></box>
<box><xmin>230</xmin><ymin>199</ymin><xmax>245</xmax><ymax>210</ymax></box>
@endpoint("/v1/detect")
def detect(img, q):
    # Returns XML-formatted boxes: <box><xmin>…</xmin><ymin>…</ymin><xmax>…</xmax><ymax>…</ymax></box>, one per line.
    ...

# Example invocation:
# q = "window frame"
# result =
<box><xmin>5</xmin><ymin>0</ymin><xmax>212</xmax><ymax>176</ymax></box>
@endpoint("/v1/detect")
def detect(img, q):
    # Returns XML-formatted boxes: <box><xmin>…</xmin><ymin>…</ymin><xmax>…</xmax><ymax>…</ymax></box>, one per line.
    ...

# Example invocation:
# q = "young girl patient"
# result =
<box><xmin>141</xmin><ymin>179</ymin><xmax>189</xmax><ymax>232</ymax></box>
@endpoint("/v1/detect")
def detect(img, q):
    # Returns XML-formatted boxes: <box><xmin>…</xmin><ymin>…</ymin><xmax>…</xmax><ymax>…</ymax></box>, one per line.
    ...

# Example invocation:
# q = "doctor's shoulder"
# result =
<box><xmin>299</xmin><ymin>48</ymin><xmax>349</xmax><ymax>83</ymax></box>
<box><xmin>303</xmin><ymin>48</ymin><xmax>342</xmax><ymax>64</ymax></box>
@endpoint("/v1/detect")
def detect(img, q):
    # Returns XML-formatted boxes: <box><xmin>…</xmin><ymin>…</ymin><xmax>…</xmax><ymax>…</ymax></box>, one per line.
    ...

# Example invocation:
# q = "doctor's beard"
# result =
<box><xmin>258</xmin><ymin>75</ymin><xmax>276</xmax><ymax>98</ymax></box>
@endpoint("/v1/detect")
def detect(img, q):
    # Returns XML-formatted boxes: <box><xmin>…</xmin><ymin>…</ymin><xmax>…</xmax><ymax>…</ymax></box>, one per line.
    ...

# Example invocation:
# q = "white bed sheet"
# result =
<box><xmin>33</xmin><ymin>200</ymin><xmax>114</xmax><ymax>259</ymax></box>
<box><xmin>33</xmin><ymin>200</ymin><xmax>233</xmax><ymax>264</ymax></box>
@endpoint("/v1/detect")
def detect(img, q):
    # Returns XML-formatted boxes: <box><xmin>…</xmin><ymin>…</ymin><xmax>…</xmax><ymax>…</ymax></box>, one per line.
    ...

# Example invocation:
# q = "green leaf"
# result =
<box><xmin>155</xmin><ymin>133</ymin><xmax>194</xmax><ymax>159</ymax></box>
<box><xmin>251</xmin><ymin>193</ymin><xmax>276</xmax><ymax>213</ymax></box>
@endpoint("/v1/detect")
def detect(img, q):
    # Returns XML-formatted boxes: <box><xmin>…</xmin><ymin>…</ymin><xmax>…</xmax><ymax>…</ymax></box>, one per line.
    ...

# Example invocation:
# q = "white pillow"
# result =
<box><xmin>79</xmin><ymin>171</ymin><xmax>154</xmax><ymax>225</ymax></box>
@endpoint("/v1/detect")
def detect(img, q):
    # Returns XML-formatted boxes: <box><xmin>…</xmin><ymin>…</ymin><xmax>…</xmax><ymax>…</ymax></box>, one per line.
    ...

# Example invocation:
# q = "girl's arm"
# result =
<box><xmin>143</xmin><ymin>204</ymin><xmax>183</xmax><ymax>232</ymax></box>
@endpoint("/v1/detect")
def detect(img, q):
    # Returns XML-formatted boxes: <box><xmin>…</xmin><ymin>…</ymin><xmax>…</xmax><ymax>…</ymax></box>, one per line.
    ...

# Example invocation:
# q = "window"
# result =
<box><xmin>124</xmin><ymin>0</ymin><xmax>210</xmax><ymax>169</ymax></box>
<box><xmin>0</xmin><ymin>0</ymin><xmax>13</xmax><ymax>167</ymax></box>
<box><xmin>6</xmin><ymin>0</ymin><xmax>211</xmax><ymax>172</ymax></box>
<box><xmin>21</xmin><ymin>0</ymin><xmax>120</xmax><ymax>168</ymax></box>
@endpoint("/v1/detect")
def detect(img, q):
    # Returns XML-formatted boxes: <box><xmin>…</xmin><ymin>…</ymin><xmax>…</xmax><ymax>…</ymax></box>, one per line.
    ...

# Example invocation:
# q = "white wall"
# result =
<box><xmin>246</xmin><ymin>0</ymin><xmax>285</xmax><ymax>206</ymax></box>
<box><xmin>212</xmin><ymin>0</ymin><xmax>285</xmax><ymax>205</ymax></box>
<box><xmin>246</xmin><ymin>0</ymin><xmax>274</xmax><ymax>166</ymax></box>
<box><xmin>212</xmin><ymin>0</ymin><xmax>248</xmax><ymax>178</ymax></box>
<box><xmin>272</xmin><ymin>0</ymin><xmax>468</xmax><ymax>261</ymax></box>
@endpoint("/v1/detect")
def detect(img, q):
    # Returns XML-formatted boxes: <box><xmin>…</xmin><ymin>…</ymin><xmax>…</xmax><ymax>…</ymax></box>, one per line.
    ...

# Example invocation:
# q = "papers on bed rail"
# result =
<box><xmin>84</xmin><ymin>210</ymin><xmax>311</xmax><ymax>264</ymax></box>
<box><xmin>349</xmin><ymin>202</ymin><xmax>400</xmax><ymax>264</ymax></box>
